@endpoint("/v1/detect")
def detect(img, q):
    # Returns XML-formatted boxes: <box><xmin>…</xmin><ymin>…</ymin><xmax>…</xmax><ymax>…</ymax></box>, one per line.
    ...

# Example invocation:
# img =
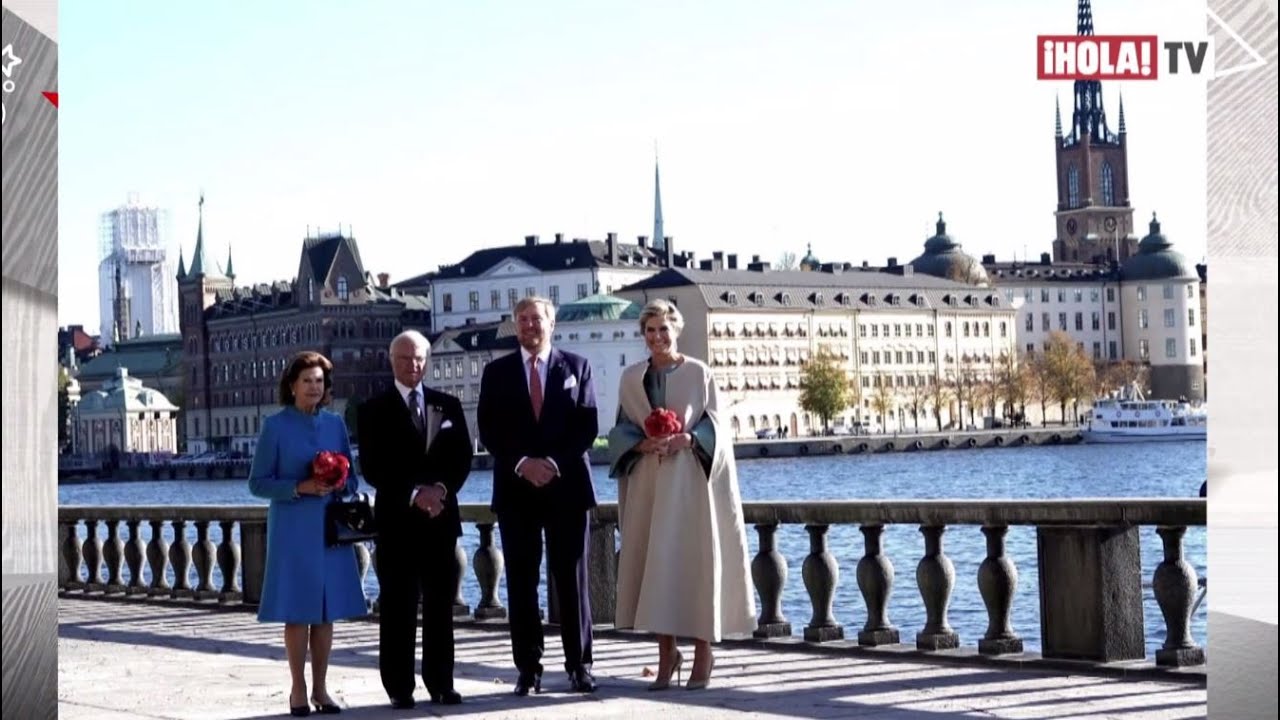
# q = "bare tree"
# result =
<box><xmin>777</xmin><ymin>251</ymin><xmax>798</xmax><ymax>271</ymax></box>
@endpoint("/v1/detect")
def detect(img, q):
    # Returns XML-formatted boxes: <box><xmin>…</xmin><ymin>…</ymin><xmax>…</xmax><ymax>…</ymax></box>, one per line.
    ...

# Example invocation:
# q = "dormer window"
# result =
<box><xmin>890</xmin><ymin>294</ymin><xmax>901</xmax><ymax>306</ymax></box>
<box><xmin>812</xmin><ymin>292</ymin><xmax>824</xmax><ymax>305</ymax></box>
<box><xmin>337</xmin><ymin>276</ymin><xmax>349</xmax><ymax>301</ymax></box>
<box><xmin>779</xmin><ymin>292</ymin><xmax>793</xmax><ymax>306</ymax></box>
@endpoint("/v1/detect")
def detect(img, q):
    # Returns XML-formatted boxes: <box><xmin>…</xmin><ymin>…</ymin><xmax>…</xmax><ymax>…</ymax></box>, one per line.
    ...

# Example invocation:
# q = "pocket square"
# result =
<box><xmin>440</xmin><ymin>420</ymin><xmax>453</xmax><ymax>429</ymax></box>
<box><xmin>563</xmin><ymin>375</ymin><xmax>578</xmax><ymax>390</ymax></box>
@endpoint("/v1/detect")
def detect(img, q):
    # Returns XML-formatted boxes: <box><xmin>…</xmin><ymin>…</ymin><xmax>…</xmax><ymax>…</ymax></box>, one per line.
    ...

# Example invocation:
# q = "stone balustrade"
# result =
<box><xmin>58</xmin><ymin>498</ymin><xmax>1205</xmax><ymax>670</ymax></box>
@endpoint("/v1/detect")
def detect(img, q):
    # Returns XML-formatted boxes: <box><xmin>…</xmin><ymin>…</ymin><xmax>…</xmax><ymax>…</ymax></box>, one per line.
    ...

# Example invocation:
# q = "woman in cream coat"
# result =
<box><xmin>608</xmin><ymin>299</ymin><xmax>756</xmax><ymax>690</ymax></box>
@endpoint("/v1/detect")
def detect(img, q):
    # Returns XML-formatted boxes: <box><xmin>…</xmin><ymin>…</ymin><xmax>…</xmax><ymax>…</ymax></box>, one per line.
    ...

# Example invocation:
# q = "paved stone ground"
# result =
<box><xmin>58</xmin><ymin>598</ymin><xmax>1206</xmax><ymax>719</ymax></box>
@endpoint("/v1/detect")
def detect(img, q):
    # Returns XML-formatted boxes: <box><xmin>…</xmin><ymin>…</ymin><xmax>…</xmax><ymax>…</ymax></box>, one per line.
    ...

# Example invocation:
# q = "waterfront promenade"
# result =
<box><xmin>59</xmin><ymin>596</ymin><xmax>1207</xmax><ymax>719</ymax></box>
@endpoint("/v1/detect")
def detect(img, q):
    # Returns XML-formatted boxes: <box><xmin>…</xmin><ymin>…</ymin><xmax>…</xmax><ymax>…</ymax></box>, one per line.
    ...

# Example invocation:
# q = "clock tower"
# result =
<box><xmin>1051</xmin><ymin>0</ymin><xmax>1138</xmax><ymax>265</ymax></box>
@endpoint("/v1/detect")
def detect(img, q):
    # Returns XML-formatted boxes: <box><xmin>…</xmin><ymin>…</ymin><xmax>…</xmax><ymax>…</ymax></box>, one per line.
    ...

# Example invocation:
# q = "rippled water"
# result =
<box><xmin>61</xmin><ymin>441</ymin><xmax>1207</xmax><ymax>657</ymax></box>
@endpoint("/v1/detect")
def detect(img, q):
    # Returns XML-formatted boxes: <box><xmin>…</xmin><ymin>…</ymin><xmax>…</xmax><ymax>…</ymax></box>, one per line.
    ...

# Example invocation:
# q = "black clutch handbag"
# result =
<box><xmin>324</xmin><ymin>492</ymin><xmax>378</xmax><ymax>547</ymax></box>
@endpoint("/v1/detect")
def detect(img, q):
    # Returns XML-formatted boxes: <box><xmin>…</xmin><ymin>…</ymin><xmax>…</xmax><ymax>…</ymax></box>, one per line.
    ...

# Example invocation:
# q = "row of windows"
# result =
<box><xmin>1136</xmin><ymin>308</ymin><xmax>1198</xmax><ymax>329</ymax></box>
<box><xmin>207</xmin><ymin>319</ymin><xmax>400</xmax><ymax>355</ymax></box>
<box><xmin>861</xmin><ymin>323</ymin><xmax>939</xmax><ymax>339</ymax></box>
<box><xmin>1024</xmin><ymin>337</ymin><xmax>1200</xmax><ymax>362</ymax></box>
<box><xmin>1065</xmin><ymin>162</ymin><xmax>1115</xmax><ymax>208</ymax></box>
<box><xmin>1015</xmin><ymin>283</ymin><xmax>1195</xmax><ymax>306</ymax></box>
<box><xmin>441</xmin><ymin>284</ymin><xmax>590</xmax><ymax>313</ymax></box>
<box><xmin>859</xmin><ymin>350</ymin><xmax>938</xmax><ymax>366</ymax></box>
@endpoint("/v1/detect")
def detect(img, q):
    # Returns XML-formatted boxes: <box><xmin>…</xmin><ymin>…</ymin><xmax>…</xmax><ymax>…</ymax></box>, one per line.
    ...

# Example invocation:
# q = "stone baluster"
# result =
<box><xmin>751</xmin><ymin>523</ymin><xmax>791</xmax><ymax>638</ymax></box>
<box><xmin>1153</xmin><ymin>526</ymin><xmax>1207</xmax><ymax>666</ymax></box>
<box><xmin>472</xmin><ymin>523</ymin><xmax>507</xmax><ymax>620</ymax></box>
<box><xmin>102</xmin><ymin>519</ymin><xmax>127</xmax><ymax>594</ymax></box>
<box><xmin>124</xmin><ymin>519</ymin><xmax>148</xmax><ymax>595</ymax></box>
<box><xmin>977</xmin><ymin>525</ymin><xmax>1022</xmax><ymax>654</ymax></box>
<box><xmin>146</xmin><ymin>519</ymin><xmax>172</xmax><ymax>596</ymax></box>
<box><xmin>856</xmin><ymin>524</ymin><xmax>900</xmax><ymax>646</ymax></box>
<box><xmin>216</xmin><ymin>520</ymin><xmax>242</xmax><ymax>603</ymax></box>
<box><xmin>82</xmin><ymin>519</ymin><xmax>105</xmax><ymax>592</ymax></box>
<box><xmin>191</xmin><ymin>520</ymin><xmax>219</xmax><ymax>600</ymax></box>
<box><xmin>452</xmin><ymin>541</ymin><xmax>471</xmax><ymax>617</ymax></box>
<box><xmin>587</xmin><ymin>519</ymin><xmax>618</xmax><ymax>626</ymax></box>
<box><xmin>367</xmin><ymin>546</ymin><xmax>381</xmax><ymax>614</ymax></box>
<box><xmin>351</xmin><ymin>543</ymin><xmax>372</xmax><ymax>613</ymax></box>
<box><xmin>802</xmin><ymin>524</ymin><xmax>843</xmax><ymax>642</ymax></box>
<box><xmin>916</xmin><ymin>525</ymin><xmax>959</xmax><ymax>650</ymax></box>
<box><xmin>60</xmin><ymin>518</ymin><xmax>83</xmax><ymax>591</ymax></box>
<box><xmin>169</xmin><ymin>519</ymin><xmax>194</xmax><ymax>598</ymax></box>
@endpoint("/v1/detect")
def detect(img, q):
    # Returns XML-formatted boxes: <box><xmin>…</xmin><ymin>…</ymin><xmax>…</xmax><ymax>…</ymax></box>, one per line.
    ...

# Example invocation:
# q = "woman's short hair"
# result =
<box><xmin>638</xmin><ymin>298</ymin><xmax>684</xmax><ymax>335</ymax></box>
<box><xmin>278</xmin><ymin>351</ymin><xmax>334</xmax><ymax>406</ymax></box>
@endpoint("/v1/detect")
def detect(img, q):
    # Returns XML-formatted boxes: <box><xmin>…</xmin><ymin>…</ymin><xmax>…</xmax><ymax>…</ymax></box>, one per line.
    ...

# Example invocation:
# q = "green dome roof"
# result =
<box><xmin>555</xmin><ymin>294</ymin><xmax>641</xmax><ymax>323</ymax></box>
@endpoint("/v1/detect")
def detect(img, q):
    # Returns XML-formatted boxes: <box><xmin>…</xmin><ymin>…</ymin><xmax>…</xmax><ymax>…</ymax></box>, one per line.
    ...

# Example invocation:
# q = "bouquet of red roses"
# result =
<box><xmin>311</xmin><ymin>450</ymin><xmax>350</xmax><ymax>491</ymax></box>
<box><xmin>643</xmin><ymin>407</ymin><xmax>683</xmax><ymax>438</ymax></box>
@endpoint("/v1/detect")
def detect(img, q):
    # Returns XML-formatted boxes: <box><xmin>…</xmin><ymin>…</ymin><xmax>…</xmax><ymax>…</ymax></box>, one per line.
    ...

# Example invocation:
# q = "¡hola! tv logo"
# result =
<box><xmin>1036</xmin><ymin>35</ymin><xmax>1214</xmax><ymax>81</ymax></box>
<box><xmin>1036</xmin><ymin>10</ymin><xmax>1266</xmax><ymax>82</ymax></box>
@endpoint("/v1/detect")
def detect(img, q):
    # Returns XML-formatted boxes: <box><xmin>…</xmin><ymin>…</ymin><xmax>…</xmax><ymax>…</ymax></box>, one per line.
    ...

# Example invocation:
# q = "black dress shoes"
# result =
<box><xmin>567</xmin><ymin>667</ymin><xmax>598</xmax><ymax>693</ymax></box>
<box><xmin>513</xmin><ymin>671</ymin><xmax>542</xmax><ymax>696</ymax></box>
<box><xmin>389</xmin><ymin>695</ymin><xmax>415</xmax><ymax>710</ymax></box>
<box><xmin>429</xmin><ymin>689</ymin><xmax>463</xmax><ymax>705</ymax></box>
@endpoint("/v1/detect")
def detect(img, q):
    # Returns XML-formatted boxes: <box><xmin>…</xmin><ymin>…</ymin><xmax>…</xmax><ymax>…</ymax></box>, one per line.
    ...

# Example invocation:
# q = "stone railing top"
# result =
<box><xmin>59</xmin><ymin>498</ymin><xmax>1205</xmax><ymax>528</ymax></box>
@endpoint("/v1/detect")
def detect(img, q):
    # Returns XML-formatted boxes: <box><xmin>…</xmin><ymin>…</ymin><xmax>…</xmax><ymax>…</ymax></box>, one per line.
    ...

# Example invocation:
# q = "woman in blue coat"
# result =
<box><xmin>249</xmin><ymin>351</ymin><xmax>368</xmax><ymax>716</ymax></box>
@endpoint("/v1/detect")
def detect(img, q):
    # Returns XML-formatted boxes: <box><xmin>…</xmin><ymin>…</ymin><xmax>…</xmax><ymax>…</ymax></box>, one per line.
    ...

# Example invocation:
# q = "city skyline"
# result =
<box><xmin>57</xmin><ymin>0</ymin><xmax>1210</xmax><ymax>328</ymax></box>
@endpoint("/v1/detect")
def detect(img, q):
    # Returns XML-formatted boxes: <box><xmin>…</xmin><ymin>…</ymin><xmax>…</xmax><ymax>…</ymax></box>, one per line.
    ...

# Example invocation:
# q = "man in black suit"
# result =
<box><xmin>477</xmin><ymin>296</ymin><xmax>600</xmax><ymax>695</ymax></box>
<box><xmin>357</xmin><ymin>330</ymin><xmax>473</xmax><ymax>709</ymax></box>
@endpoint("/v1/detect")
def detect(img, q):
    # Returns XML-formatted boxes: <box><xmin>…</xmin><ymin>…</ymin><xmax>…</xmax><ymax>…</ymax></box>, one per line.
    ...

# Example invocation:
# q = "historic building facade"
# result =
<box><xmin>73</xmin><ymin>367</ymin><xmax>179</xmax><ymax>456</ymax></box>
<box><xmin>614</xmin><ymin>265</ymin><xmax>1019</xmax><ymax>437</ymax></box>
<box><xmin>176</xmin><ymin>199</ymin><xmax>430</xmax><ymax>454</ymax></box>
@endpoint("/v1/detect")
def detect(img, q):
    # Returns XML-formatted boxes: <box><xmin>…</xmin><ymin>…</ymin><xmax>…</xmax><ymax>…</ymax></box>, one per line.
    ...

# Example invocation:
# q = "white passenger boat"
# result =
<box><xmin>1082</xmin><ymin>383</ymin><xmax>1207</xmax><ymax>443</ymax></box>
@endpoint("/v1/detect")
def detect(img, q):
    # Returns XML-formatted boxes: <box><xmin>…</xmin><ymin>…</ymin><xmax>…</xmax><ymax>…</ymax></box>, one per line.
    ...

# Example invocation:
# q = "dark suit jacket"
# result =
<box><xmin>477</xmin><ymin>347</ymin><xmax>599</xmax><ymax>516</ymax></box>
<box><xmin>357</xmin><ymin>386</ymin><xmax>473</xmax><ymax>541</ymax></box>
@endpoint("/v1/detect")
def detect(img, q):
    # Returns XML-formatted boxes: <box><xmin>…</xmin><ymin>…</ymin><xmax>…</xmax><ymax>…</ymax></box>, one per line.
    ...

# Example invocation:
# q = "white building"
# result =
<box><xmin>97</xmin><ymin>195</ymin><xmax>180</xmax><ymax>345</ymax></box>
<box><xmin>614</xmin><ymin>261</ymin><xmax>1019</xmax><ymax>438</ymax></box>
<box><xmin>405</xmin><ymin>233</ymin><xmax>672</xmax><ymax>333</ymax></box>
<box><xmin>73</xmin><ymin>367</ymin><xmax>179</xmax><ymax>456</ymax></box>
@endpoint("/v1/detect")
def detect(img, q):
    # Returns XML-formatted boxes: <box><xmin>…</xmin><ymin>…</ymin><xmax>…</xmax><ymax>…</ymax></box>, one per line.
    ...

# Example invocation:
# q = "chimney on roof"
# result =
<box><xmin>727</xmin><ymin>254</ymin><xmax>738</xmax><ymax>270</ymax></box>
<box><xmin>902</xmin><ymin>264</ymin><xmax>913</xmax><ymax>277</ymax></box>
<box><xmin>711</xmin><ymin>251</ymin><xmax>725</xmax><ymax>271</ymax></box>
<box><xmin>699</xmin><ymin>259</ymin><xmax>714</xmax><ymax>271</ymax></box>
<box><xmin>664</xmin><ymin>236</ymin><xmax>675</xmax><ymax>268</ymax></box>
<box><xmin>525</xmin><ymin>235</ymin><xmax>539</xmax><ymax>247</ymax></box>
<box><xmin>861</xmin><ymin>260</ymin><xmax>870</xmax><ymax>269</ymax></box>
<box><xmin>747</xmin><ymin>259</ymin><xmax>772</xmax><ymax>272</ymax></box>
<box><xmin>554</xmin><ymin>233</ymin><xmax>564</xmax><ymax>244</ymax></box>
<box><xmin>982</xmin><ymin>253</ymin><xmax>996</xmax><ymax>264</ymax></box>
<box><xmin>1040</xmin><ymin>252</ymin><xmax>1052</xmax><ymax>265</ymax></box>
<box><xmin>637</xmin><ymin>235</ymin><xmax>648</xmax><ymax>249</ymax></box>
<box><xmin>752</xmin><ymin>254</ymin><xmax>761</xmax><ymax>263</ymax></box>
<box><xmin>887</xmin><ymin>257</ymin><xmax>898</xmax><ymax>268</ymax></box>
<box><xmin>377</xmin><ymin>272</ymin><xmax>390</xmax><ymax>289</ymax></box>
<box><xmin>607</xmin><ymin>232</ymin><xmax>618</xmax><ymax>264</ymax></box>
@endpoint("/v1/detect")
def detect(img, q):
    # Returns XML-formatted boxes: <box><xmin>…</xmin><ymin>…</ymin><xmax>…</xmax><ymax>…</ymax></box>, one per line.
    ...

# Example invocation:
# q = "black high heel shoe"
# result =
<box><xmin>289</xmin><ymin>702</ymin><xmax>311</xmax><ymax>717</ymax></box>
<box><xmin>311</xmin><ymin>695</ymin><xmax>342</xmax><ymax>714</ymax></box>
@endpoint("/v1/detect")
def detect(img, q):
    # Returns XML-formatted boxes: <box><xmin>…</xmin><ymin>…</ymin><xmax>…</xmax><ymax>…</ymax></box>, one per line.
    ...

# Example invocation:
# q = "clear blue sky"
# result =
<box><xmin>57</xmin><ymin>0</ymin><xmax>1209</xmax><ymax>329</ymax></box>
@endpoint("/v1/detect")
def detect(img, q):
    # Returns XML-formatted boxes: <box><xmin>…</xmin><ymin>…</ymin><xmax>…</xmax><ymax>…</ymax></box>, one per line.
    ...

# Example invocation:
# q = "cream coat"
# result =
<box><xmin>612</xmin><ymin>358</ymin><xmax>757</xmax><ymax>642</ymax></box>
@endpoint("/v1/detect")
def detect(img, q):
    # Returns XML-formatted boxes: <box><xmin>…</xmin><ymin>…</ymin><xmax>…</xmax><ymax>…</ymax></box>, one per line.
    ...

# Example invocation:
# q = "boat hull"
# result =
<box><xmin>1081</xmin><ymin>430</ymin><xmax>1206</xmax><ymax>444</ymax></box>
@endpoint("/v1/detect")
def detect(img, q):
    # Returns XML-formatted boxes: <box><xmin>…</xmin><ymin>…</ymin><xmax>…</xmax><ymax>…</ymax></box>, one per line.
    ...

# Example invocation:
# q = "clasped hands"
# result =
<box><xmin>519</xmin><ymin>458</ymin><xmax>558</xmax><ymax>488</ymax></box>
<box><xmin>296</xmin><ymin>477</ymin><xmax>340</xmax><ymax>497</ymax></box>
<box><xmin>637</xmin><ymin>432</ymin><xmax>693</xmax><ymax>458</ymax></box>
<box><xmin>412</xmin><ymin>484</ymin><xmax>446</xmax><ymax>518</ymax></box>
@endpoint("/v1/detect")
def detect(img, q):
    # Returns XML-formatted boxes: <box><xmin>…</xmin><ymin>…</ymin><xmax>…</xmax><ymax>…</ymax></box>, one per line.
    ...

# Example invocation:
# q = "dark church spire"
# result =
<box><xmin>1068</xmin><ymin>0</ymin><xmax>1117</xmax><ymax>145</ymax></box>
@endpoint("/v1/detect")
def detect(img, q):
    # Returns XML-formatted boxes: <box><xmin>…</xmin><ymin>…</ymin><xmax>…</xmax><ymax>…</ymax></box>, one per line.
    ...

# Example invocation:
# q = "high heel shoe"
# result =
<box><xmin>289</xmin><ymin>702</ymin><xmax>311</xmax><ymax>717</ymax></box>
<box><xmin>311</xmin><ymin>694</ymin><xmax>342</xmax><ymax>714</ymax></box>
<box><xmin>647</xmin><ymin>650</ymin><xmax>684</xmax><ymax>691</ymax></box>
<box><xmin>686</xmin><ymin>654</ymin><xmax>715</xmax><ymax>690</ymax></box>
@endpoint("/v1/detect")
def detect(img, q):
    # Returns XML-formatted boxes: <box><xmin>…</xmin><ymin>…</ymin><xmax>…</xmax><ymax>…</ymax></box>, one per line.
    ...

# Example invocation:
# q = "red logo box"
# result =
<box><xmin>1036</xmin><ymin>35</ymin><xmax>1159</xmax><ymax>80</ymax></box>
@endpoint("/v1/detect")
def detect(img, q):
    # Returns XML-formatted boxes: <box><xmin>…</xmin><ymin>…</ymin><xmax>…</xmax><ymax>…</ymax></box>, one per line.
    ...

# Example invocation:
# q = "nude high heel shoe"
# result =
<box><xmin>686</xmin><ymin>654</ymin><xmax>715</xmax><ymax>690</ymax></box>
<box><xmin>647</xmin><ymin>650</ymin><xmax>684</xmax><ymax>691</ymax></box>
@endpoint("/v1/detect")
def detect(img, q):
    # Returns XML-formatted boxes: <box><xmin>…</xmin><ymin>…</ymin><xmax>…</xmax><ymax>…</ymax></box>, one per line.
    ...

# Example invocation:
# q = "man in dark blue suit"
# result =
<box><xmin>477</xmin><ymin>296</ymin><xmax>600</xmax><ymax>695</ymax></box>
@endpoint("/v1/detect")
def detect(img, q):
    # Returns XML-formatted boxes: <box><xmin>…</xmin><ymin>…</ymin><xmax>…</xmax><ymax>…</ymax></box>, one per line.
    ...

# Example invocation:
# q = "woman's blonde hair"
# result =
<box><xmin>638</xmin><ymin>298</ymin><xmax>684</xmax><ymax>335</ymax></box>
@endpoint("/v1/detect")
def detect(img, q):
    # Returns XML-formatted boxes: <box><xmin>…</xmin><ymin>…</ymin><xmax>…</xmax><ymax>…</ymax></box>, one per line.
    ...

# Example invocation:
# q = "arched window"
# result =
<box><xmin>1100</xmin><ymin>162</ymin><xmax>1114</xmax><ymax>206</ymax></box>
<box><xmin>1067</xmin><ymin>165</ymin><xmax>1080</xmax><ymax>208</ymax></box>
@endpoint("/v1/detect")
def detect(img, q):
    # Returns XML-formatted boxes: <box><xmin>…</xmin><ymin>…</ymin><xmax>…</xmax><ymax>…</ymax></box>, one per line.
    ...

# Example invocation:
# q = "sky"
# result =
<box><xmin>57</xmin><ymin>0</ymin><xmax>1211</xmax><ymax>330</ymax></box>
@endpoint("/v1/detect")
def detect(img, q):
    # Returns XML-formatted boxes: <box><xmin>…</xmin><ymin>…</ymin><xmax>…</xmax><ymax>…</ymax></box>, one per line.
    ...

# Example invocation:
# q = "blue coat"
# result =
<box><xmin>248</xmin><ymin>406</ymin><xmax>368</xmax><ymax>624</ymax></box>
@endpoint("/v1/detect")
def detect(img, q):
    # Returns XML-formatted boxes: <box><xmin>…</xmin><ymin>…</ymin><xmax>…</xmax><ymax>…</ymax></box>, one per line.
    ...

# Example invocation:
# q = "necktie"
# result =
<box><xmin>528</xmin><ymin>357</ymin><xmax>543</xmax><ymax>420</ymax></box>
<box><xmin>407</xmin><ymin>389</ymin><xmax>426</xmax><ymax>435</ymax></box>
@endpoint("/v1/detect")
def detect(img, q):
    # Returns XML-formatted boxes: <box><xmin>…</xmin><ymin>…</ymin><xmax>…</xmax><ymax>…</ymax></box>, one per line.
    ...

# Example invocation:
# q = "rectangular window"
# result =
<box><xmin>508</xmin><ymin>288</ymin><xmax>518</xmax><ymax>308</ymax></box>
<box><xmin>1188</xmin><ymin>309</ymin><xmax>1196</xmax><ymax>326</ymax></box>
<box><xmin>895</xmin><ymin>351</ymin><xmax>904</xmax><ymax>364</ymax></box>
<box><xmin>1091</xmin><ymin>312</ymin><xmax>1100</xmax><ymax>330</ymax></box>
<box><xmin>894</xmin><ymin>324</ymin><xmax>902</xmax><ymax>337</ymax></box>
<box><xmin>1025</xmin><ymin>313</ymin><xmax>1034</xmax><ymax>332</ymax></box>
<box><xmin>1074</xmin><ymin>312</ymin><xmax>1084</xmax><ymax>331</ymax></box>
<box><xmin>1163</xmin><ymin>284</ymin><xmax>1175</xmax><ymax>300</ymax></box>
<box><xmin>1164</xmin><ymin>308</ymin><xmax>1176</xmax><ymax>328</ymax></box>
<box><xmin>1041</xmin><ymin>288</ymin><xmax>1051</xmax><ymax>303</ymax></box>
<box><xmin>1166</xmin><ymin>338</ymin><xmax>1177</xmax><ymax>358</ymax></box>
<box><xmin>860</xmin><ymin>352</ymin><xmax>868</xmax><ymax>364</ymax></box>
<box><xmin>1073</xmin><ymin>288</ymin><xmax>1083</xmax><ymax>303</ymax></box>
<box><xmin>1025</xmin><ymin>288</ymin><xmax>1035</xmax><ymax>303</ymax></box>
<box><xmin>1058</xmin><ymin>288</ymin><xmax>1066</xmax><ymax>303</ymax></box>
<box><xmin>859</xmin><ymin>324</ymin><xmax>867</xmax><ymax>337</ymax></box>
<box><xmin>1042</xmin><ymin>313</ymin><xmax>1050</xmax><ymax>331</ymax></box>
<box><xmin>1139</xmin><ymin>310</ymin><xmax>1149</xmax><ymax>329</ymax></box>
<box><xmin>1005</xmin><ymin>289</ymin><xmax>1015</xmax><ymax>305</ymax></box>
<box><xmin>469</xmin><ymin>291</ymin><xmax>480</xmax><ymax>311</ymax></box>
<box><xmin>1137</xmin><ymin>286</ymin><xmax>1148</xmax><ymax>301</ymax></box>
<box><xmin>1106</xmin><ymin>287</ymin><xmax>1116</xmax><ymax>303</ymax></box>
<box><xmin>442</xmin><ymin>293</ymin><xmax>453</xmax><ymax>313</ymax></box>
<box><xmin>549</xmin><ymin>285</ymin><xmax>559</xmax><ymax>305</ymax></box>
<box><xmin>1109</xmin><ymin>340</ymin><xmax>1118</xmax><ymax>360</ymax></box>
<box><xmin>1187</xmin><ymin>284</ymin><xmax>1195</xmax><ymax>299</ymax></box>
<box><xmin>1108</xmin><ymin>311</ymin><xmax>1117</xmax><ymax>331</ymax></box>
<box><xmin>526</xmin><ymin>286</ymin><xmax>536</xmax><ymax>299</ymax></box>
<box><xmin>490</xmin><ymin>290</ymin><xmax>500</xmax><ymax>310</ymax></box>
<box><xmin>1093</xmin><ymin>342</ymin><xmax>1102</xmax><ymax>359</ymax></box>
<box><xmin>871</xmin><ymin>324</ymin><xmax>879</xmax><ymax>337</ymax></box>
<box><xmin>1090</xmin><ymin>288</ymin><xmax>1100</xmax><ymax>302</ymax></box>
<box><xmin>577</xmin><ymin>283</ymin><xmax>589</xmax><ymax>299</ymax></box>
<box><xmin>1058</xmin><ymin>312</ymin><xmax>1067</xmax><ymax>331</ymax></box>
<box><xmin>1139</xmin><ymin>339</ymin><xmax>1150</xmax><ymax>360</ymax></box>
<box><xmin>1026</xmin><ymin>343</ymin><xmax>1035</xmax><ymax>356</ymax></box>
<box><xmin>1190</xmin><ymin>338</ymin><xmax>1198</xmax><ymax>357</ymax></box>
<box><xmin>872</xmin><ymin>351</ymin><xmax>881</xmax><ymax>364</ymax></box>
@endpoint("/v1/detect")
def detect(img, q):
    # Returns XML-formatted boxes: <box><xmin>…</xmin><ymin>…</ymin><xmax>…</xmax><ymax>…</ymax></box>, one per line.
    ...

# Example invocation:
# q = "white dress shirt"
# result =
<box><xmin>395</xmin><ymin>379</ymin><xmax>449</xmax><ymax>507</ymax></box>
<box><xmin>516</xmin><ymin>346</ymin><xmax>560</xmax><ymax>477</ymax></box>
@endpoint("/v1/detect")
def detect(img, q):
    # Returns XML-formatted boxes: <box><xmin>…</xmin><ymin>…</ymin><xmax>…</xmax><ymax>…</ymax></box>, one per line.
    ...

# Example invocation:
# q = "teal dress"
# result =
<box><xmin>607</xmin><ymin>363</ymin><xmax>715</xmax><ymax>478</ymax></box>
<box><xmin>248</xmin><ymin>406</ymin><xmax>368</xmax><ymax>624</ymax></box>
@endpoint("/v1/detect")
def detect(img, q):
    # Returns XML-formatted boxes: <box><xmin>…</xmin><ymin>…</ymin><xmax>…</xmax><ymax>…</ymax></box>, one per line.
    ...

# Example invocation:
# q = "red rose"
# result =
<box><xmin>644</xmin><ymin>408</ymin><xmax>683</xmax><ymax>437</ymax></box>
<box><xmin>311</xmin><ymin>450</ymin><xmax>350</xmax><ymax>490</ymax></box>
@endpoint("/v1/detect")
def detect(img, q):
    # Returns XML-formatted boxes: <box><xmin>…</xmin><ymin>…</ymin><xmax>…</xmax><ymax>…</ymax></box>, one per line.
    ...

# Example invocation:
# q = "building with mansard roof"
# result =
<box><xmin>614</xmin><ymin>262</ymin><xmax>1018</xmax><ymax>437</ymax></box>
<box><xmin>73</xmin><ymin>367</ymin><xmax>179</xmax><ymax>457</ymax></box>
<box><xmin>175</xmin><ymin>196</ymin><xmax>431</xmax><ymax>454</ymax></box>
